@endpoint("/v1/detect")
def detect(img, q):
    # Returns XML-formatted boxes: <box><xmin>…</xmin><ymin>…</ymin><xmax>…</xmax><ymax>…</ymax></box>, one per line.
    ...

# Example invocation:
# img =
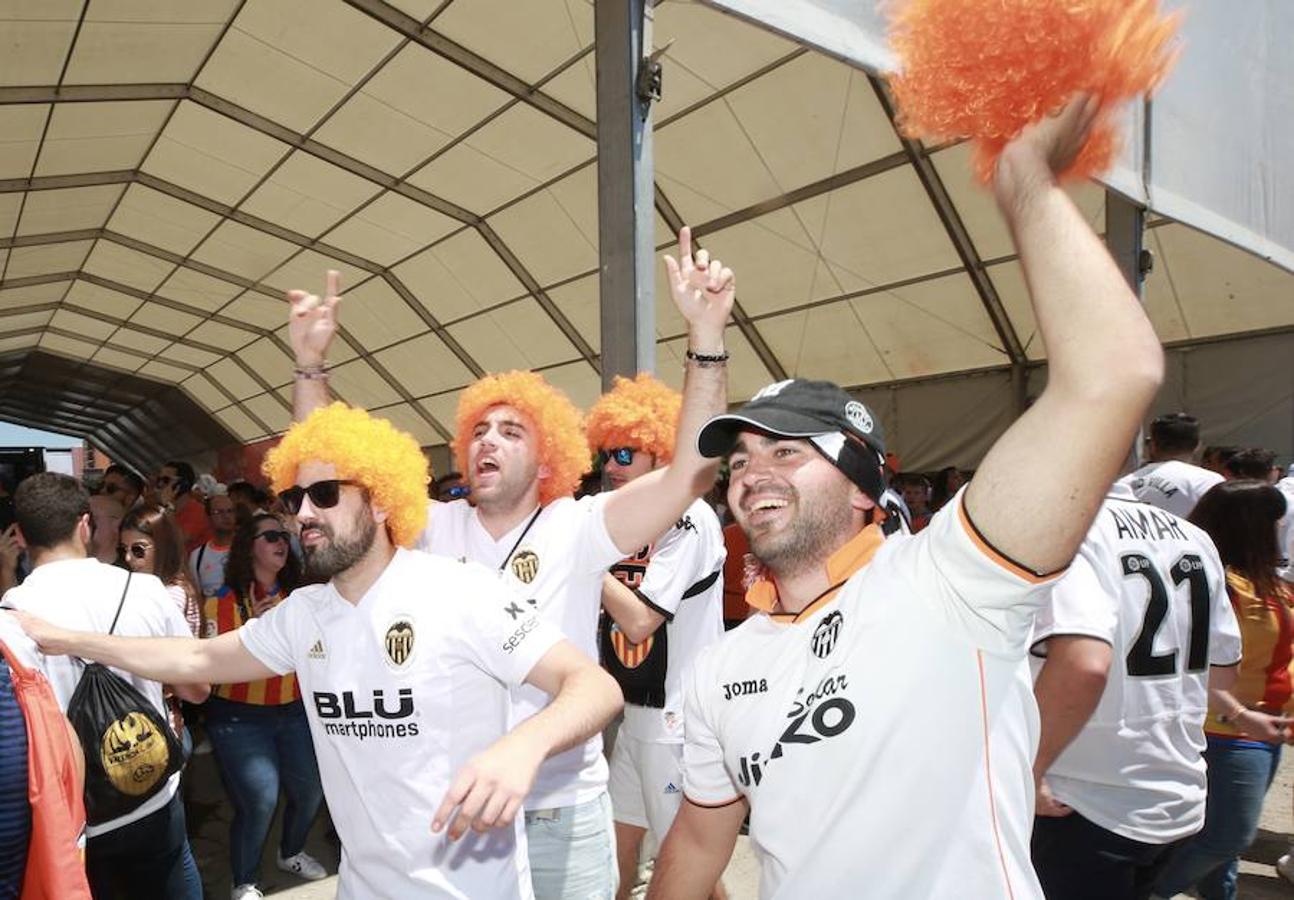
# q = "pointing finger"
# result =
<box><xmin>325</xmin><ymin>269</ymin><xmax>341</xmax><ymax>300</ymax></box>
<box><xmin>432</xmin><ymin>769</ymin><xmax>473</xmax><ymax>833</ymax></box>
<box><xmin>677</xmin><ymin>225</ymin><xmax>693</xmax><ymax>265</ymax></box>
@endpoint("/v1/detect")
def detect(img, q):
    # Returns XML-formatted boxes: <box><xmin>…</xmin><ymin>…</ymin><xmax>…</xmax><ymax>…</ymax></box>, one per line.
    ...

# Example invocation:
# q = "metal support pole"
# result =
<box><xmin>1106</xmin><ymin>189</ymin><xmax>1150</xmax><ymax>471</ymax></box>
<box><xmin>595</xmin><ymin>0</ymin><xmax>657</xmax><ymax>387</ymax></box>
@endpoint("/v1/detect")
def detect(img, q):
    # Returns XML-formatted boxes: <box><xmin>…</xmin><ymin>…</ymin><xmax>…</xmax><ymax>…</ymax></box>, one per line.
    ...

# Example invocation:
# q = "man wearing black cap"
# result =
<box><xmin>647</xmin><ymin>98</ymin><xmax>1166</xmax><ymax>899</ymax></box>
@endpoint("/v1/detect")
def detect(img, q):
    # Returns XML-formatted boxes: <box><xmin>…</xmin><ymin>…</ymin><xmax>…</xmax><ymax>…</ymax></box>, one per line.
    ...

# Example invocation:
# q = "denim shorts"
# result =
<box><xmin>524</xmin><ymin>792</ymin><xmax>617</xmax><ymax>900</ymax></box>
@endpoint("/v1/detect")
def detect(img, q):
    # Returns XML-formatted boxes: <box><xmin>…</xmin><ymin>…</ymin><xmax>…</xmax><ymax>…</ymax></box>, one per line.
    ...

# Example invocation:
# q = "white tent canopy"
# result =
<box><xmin>0</xmin><ymin>0</ymin><xmax>1290</xmax><ymax>474</ymax></box>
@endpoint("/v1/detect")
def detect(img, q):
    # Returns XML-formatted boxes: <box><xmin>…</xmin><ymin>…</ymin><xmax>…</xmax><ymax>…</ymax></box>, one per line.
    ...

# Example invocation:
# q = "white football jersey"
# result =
<box><xmin>683</xmin><ymin>491</ymin><xmax>1056</xmax><ymax>899</ymax></box>
<box><xmin>418</xmin><ymin>495</ymin><xmax>621</xmax><ymax>808</ymax></box>
<box><xmin>601</xmin><ymin>498</ymin><xmax>725</xmax><ymax>744</ymax></box>
<box><xmin>1116</xmin><ymin>460</ymin><xmax>1223</xmax><ymax>518</ymax></box>
<box><xmin>1275</xmin><ymin>476</ymin><xmax>1294</xmax><ymax>583</ymax></box>
<box><xmin>239</xmin><ymin>549</ymin><xmax>562</xmax><ymax>899</ymax></box>
<box><xmin>1031</xmin><ymin>487</ymin><xmax>1242</xmax><ymax>843</ymax></box>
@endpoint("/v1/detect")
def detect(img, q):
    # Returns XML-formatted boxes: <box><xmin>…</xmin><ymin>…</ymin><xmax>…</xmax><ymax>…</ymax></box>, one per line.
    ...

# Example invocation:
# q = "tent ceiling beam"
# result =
<box><xmin>867</xmin><ymin>75</ymin><xmax>1026</xmax><ymax>365</ymax></box>
<box><xmin>341</xmin><ymin>0</ymin><xmax>597</xmax><ymax>140</ymax></box>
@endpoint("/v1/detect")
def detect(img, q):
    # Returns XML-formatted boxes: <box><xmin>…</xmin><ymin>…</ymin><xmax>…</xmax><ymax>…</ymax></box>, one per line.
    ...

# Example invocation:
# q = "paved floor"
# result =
<box><xmin>185</xmin><ymin>745</ymin><xmax>1294</xmax><ymax>899</ymax></box>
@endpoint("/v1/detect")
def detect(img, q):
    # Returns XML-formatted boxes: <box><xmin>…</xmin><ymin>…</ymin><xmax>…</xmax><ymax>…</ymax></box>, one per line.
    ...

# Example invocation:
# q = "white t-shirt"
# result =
<box><xmin>602</xmin><ymin>498</ymin><xmax>725</xmax><ymax>744</ymax></box>
<box><xmin>1030</xmin><ymin>487</ymin><xmax>1242</xmax><ymax>843</ymax></box>
<box><xmin>239</xmin><ymin>548</ymin><xmax>562</xmax><ymax>900</ymax></box>
<box><xmin>417</xmin><ymin>496</ymin><xmax>622</xmax><ymax>809</ymax></box>
<box><xmin>1116</xmin><ymin>460</ymin><xmax>1224</xmax><ymax>518</ymax></box>
<box><xmin>189</xmin><ymin>541</ymin><xmax>230</xmax><ymax>598</ymax></box>
<box><xmin>1</xmin><ymin>558</ymin><xmax>193</xmax><ymax>837</ymax></box>
<box><xmin>683</xmin><ymin>491</ymin><xmax>1056</xmax><ymax>899</ymax></box>
<box><xmin>1275</xmin><ymin>476</ymin><xmax>1294</xmax><ymax>583</ymax></box>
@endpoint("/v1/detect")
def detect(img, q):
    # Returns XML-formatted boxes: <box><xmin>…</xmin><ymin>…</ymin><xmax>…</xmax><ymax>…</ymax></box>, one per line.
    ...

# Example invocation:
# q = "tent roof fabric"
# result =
<box><xmin>1</xmin><ymin>0</ymin><xmax>1289</xmax><ymax>467</ymax></box>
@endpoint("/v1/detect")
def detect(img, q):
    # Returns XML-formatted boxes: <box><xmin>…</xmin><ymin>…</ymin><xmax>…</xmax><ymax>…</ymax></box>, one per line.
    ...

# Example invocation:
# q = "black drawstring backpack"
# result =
<box><xmin>66</xmin><ymin>572</ymin><xmax>184</xmax><ymax>825</ymax></box>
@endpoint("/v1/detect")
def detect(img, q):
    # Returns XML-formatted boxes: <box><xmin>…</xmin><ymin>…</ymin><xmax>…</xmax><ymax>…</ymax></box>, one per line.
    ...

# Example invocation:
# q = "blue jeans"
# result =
<box><xmin>206</xmin><ymin>697</ymin><xmax>324</xmax><ymax>886</ymax></box>
<box><xmin>524</xmin><ymin>792</ymin><xmax>618</xmax><ymax>900</ymax></box>
<box><xmin>85</xmin><ymin>792</ymin><xmax>201</xmax><ymax>900</ymax></box>
<box><xmin>1152</xmin><ymin>737</ymin><xmax>1281</xmax><ymax>900</ymax></box>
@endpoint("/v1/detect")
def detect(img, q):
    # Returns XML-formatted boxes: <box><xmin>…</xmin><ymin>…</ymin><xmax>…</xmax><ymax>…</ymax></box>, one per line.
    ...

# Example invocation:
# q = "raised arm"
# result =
<box><xmin>10</xmin><ymin>610</ymin><xmax>277</xmax><ymax>686</ymax></box>
<box><xmin>964</xmin><ymin>97</ymin><xmax>1165</xmax><ymax>574</ymax></box>
<box><xmin>287</xmin><ymin>269</ymin><xmax>342</xmax><ymax>421</ymax></box>
<box><xmin>432</xmin><ymin>639</ymin><xmax>622</xmax><ymax>839</ymax></box>
<box><xmin>603</xmin><ymin>227</ymin><xmax>732</xmax><ymax>554</ymax></box>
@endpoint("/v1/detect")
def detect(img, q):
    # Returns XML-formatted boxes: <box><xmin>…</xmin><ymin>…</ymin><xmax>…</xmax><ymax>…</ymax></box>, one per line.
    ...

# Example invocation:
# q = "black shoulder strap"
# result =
<box><xmin>195</xmin><ymin>543</ymin><xmax>206</xmax><ymax>574</ymax></box>
<box><xmin>107</xmin><ymin>570</ymin><xmax>132</xmax><ymax>636</ymax></box>
<box><xmin>500</xmin><ymin>506</ymin><xmax>544</xmax><ymax>574</ymax></box>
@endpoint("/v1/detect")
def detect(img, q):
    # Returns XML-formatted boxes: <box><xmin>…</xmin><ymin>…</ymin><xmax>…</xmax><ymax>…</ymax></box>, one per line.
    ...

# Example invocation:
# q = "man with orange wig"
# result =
<box><xmin>285</xmin><ymin>227</ymin><xmax>735</xmax><ymax>899</ymax></box>
<box><xmin>587</xmin><ymin>374</ymin><xmax>727</xmax><ymax>900</ymax></box>
<box><xmin>13</xmin><ymin>403</ymin><xmax>624</xmax><ymax>899</ymax></box>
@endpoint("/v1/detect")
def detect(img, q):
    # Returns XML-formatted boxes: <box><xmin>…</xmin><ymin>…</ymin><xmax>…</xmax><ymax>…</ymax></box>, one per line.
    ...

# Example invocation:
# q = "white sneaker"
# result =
<box><xmin>277</xmin><ymin>850</ymin><xmax>328</xmax><ymax>881</ymax></box>
<box><xmin>1277</xmin><ymin>852</ymin><xmax>1294</xmax><ymax>884</ymax></box>
<box><xmin>231</xmin><ymin>885</ymin><xmax>263</xmax><ymax>900</ymax></box>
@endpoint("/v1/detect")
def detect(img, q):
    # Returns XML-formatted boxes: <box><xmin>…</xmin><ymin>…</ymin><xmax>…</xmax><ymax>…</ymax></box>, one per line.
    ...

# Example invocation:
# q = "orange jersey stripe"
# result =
<box><xmin>205</xmin><ymin>586</ymin><xmax>298</xmax><ymax>706</ymax></box>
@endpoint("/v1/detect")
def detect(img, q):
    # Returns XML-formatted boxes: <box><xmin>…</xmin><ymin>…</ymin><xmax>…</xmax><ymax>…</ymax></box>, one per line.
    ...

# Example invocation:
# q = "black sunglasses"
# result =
<box><xmin>119</xmin><ymin>541</ymin><xmax>151</xmax><ymax>560</ymax></box>
<box><xmin>598</xmin><ymin>447</ymin><xmax>637</xmax><ymax>467</ymax></box>
<box><xmin>255</xmin><ymin>529</ymin><xmax>291</xmax><ymax>544</ymax></box>
<box><xmin>279</xmin><ymin>479</ymin><xmax>359</xmax><ymax>515</ymax></box>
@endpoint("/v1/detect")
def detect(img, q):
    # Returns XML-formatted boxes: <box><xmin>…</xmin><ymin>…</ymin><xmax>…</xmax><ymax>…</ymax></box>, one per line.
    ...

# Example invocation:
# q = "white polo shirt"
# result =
<box><xmin>1031</xmin><ymin>487</ymin><xmax>1241</xmax><ymax>843</ymax></box>
<box><xmin>602</xmin><ymin>498</ymin><xmax>725</xmax><ymax>743</ymax></box>
<box><xmin>2</xmin><ymin>558</ymin><xmax>192</xmax><ymax>837</ymax></box>
<box><xmin>1116</xmin><ymin>460</ymin><xmax>1223</xmax><ymax>518</ymax></box>
<box><xmin>239</xmin><ymin>548</ymin><xmax>562</xmax><ymax>900</ymax></box>
<box><xmin>417</xmin><ymin>495</ymin><xmax>621</xmax><ymax>809</ymax></box>
<box><xmin>682</xmin><ymin>492</ymin><xmax>1060</xmax><ymax>899</ymax></box>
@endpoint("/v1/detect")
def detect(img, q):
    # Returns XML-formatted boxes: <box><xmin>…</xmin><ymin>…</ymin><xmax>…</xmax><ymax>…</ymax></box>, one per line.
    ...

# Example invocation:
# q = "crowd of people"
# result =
<box><xmin>0</xmin><ymin>98</ymin><xmax>1290</xmax><ymax>900</ymax></box>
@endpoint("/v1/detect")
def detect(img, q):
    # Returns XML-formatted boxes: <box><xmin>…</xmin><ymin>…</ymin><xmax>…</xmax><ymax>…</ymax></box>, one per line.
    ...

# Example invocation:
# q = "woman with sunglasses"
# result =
<box><xmin>120</xmin><ymin>505</ymin><xmax>203</xmax><ymax>637</ymax></box>
<box><xmin>203</xmin><ymin>513</ymin><xmax>326</xmax><ymax>899</ymax></box>
<box><xmin>119</xmin><ymin>505</ymin><xmax>207</xmax><ymax>757</ymax></box>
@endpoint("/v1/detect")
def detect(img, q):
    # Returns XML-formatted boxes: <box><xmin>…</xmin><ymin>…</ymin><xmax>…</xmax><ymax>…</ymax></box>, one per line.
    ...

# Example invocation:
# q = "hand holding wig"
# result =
<box><xmin>888</xmin><ymin>0</ymin><xmax>1181</xmax><ymax>183</ymax></box>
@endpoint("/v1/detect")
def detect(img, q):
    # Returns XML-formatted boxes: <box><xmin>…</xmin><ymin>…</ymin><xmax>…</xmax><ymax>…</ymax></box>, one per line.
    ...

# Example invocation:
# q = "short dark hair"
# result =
<box><xmin>1149</xmin><ymin>413</ymin><xmax>1201</xmax><ymax>455</ymax></box>
<box><xmin>163</xmin><ymin>460</ymin><xmax>196</xmax><ymax>494</ymax></box>
<box><xmin>1225</xmin><ymin>448</ymin><xmax>1277</xmax><ymax>480</ymax></box>
<box><xmin>14</xmin><ymin>472</ymin><xmax>90</xmax><ymax>550</ymax></box>
<box><xmin>1202</xmin><ymin>446</ymin><xmax>1240</xmax><ymax>468</ymax></box>
<box><xmin>104</xmin><ymin>464</ymin><xmax>145</xmax><ymax>496</ymax></box>
<box><xmin>204</xmin><ymin>492</ymin><xmax>235</xmax><ymax>515</ymax></box>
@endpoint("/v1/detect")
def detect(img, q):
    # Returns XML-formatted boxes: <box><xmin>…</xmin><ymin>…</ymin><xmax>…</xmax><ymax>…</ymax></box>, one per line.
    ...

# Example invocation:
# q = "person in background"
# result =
<box><xmin>204</xmin><ymin>513</ymin><xmax>326</xmax><ymax>899</ymax></box>
<box><xmin>119</xmin><ymin>505</ymin><xmax>207</xmax><ymax>759</ymax></box>
<box><xmin>190</xmin><ymin>493</ymin><xmax>237</xmax><ymax>600</ymax></box>
<box><xmin>433</xmin><ymin>472</ymin><xmax>469</xmax><ymax>503</ymax></box>
<box><xmin>88</xmin><ymin>493</ymin><xmax>124</xmax><ymax>565</ymax></box>
<box><xmin>901</xmin><ymin>474</ymin><xmax>933</xmax><ymax>533</ymax></box>
<box><xmin>1151</xmin><ymin>481</ymin><xmax>1292</xmax><ymax>900</ymax></box>
<box><xmin>2</xmin><ymin>474</ymin><xmax>207</xmax><ymax>900</ymax></box>
<box><xmin>1222</xmin><ymin>448</ymin><xmax>1278</xmax><ymax>483</ymax></box>
<box><xmin>226</xmin><ymin>482</ymin><xmax>266</xmax><ymax>522</ymax></box>
<box><xmin>156</xmin><ymin>462</ymin><xmax>208</xmax><ymax>554</ymax></box>
<box><xmin>1201</xmin><ymin>447</ymin><xmax>1240</xmax><ymax>476</ymax></box>
<box><xmin>102</xmin><ymin>466</ymin><xmax>144</xmax><ymax>513</ymax></box>
<box><xmin>1117</xmin><ymin>414</ymin><xmax>1223</xmax><ymax>518</ymax></box>
<box><xmin>930</xmin><ymin>465</ymin><xmax>966</xmax><ymax>512</ymax></box>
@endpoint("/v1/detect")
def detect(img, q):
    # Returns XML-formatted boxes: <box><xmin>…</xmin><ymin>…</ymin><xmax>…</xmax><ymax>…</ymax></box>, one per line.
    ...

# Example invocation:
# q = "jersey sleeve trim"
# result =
<box><xmin>956</xmin><ymin>497</ymin><xmax>1067</xmax><ymax>584</ymax></box>
<box><xmin>633</xmin><ymin>587</ymin><xmax>675</xmax><ymax>623</ymax></box>
<box><xmin>1028</xmin><ymin>630</ymin><xmax>1114</xmax><ymax>658</ymax></box>
<box><xmin>680</xmin><ymin>569</ymin><xmax>721</xmax><ymax>600</ymax></box>
<box><xmin>682</xmin><ymin>793</ymin><xmax>744</xmax><ymax>810</ymax></box>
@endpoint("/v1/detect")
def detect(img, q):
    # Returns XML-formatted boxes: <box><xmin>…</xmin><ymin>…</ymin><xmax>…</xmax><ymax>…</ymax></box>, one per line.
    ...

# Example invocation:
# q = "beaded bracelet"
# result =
<box><xmin>293</xmin><ymin>363</ymin><xmax>330</xmax><ymax>381</ymax></box>
<box><xmin>685</xmin><ymin>348</ymin><xmax>730</xmax><ymax>364</ymax></box>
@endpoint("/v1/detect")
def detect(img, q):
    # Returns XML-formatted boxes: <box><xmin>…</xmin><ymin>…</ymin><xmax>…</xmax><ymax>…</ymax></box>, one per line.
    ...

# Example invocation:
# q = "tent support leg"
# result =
<box><xmin>595</xmin><ymin>0</ymin><xmax>657</xmax><ymax>386</ymax></box>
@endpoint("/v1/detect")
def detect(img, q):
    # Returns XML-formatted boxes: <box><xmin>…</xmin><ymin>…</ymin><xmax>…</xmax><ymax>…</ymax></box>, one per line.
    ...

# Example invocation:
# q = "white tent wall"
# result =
<box><xmin>864</xmin><ymin>330</ymin><xmax>1294</xmax><ymax>474</ymax></box>
<box><xmin>702</xmin><ymin>0</ymin><xmax>1294</xmax><ymax>272</ymax></box>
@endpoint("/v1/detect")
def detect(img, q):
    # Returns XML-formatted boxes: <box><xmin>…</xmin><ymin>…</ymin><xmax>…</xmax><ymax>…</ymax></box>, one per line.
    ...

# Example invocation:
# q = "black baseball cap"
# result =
<box><xmin>698</xmin><ymin>379</ymin><xmax>887</xmax><ymax>501</ymax></box>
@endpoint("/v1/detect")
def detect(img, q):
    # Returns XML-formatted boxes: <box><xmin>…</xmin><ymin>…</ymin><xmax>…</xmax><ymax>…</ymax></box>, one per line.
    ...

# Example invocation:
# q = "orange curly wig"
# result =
<box><xmin>888</xmin><ymin>0</ymin><xmax>1180</xmax><ymax>182</ymax></box>
<box><xmin>452</xmin><ymin>371</ymin><xmax>590</xmax><ymax>506</ymax></box>
<box><xmin>585</xmin><ymin>373</ymin><xmax>681</xmax><ymax>465</ymax></box>
<box><xmin>263</xmin><ymin>402</ymin><xmax>429</xmax><ymax>548</ymax></box>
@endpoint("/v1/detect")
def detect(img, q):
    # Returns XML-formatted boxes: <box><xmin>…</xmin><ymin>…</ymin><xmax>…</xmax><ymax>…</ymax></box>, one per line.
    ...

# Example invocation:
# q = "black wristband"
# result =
<box><xmin>685</xmin><ymin>348</ymin><xmax>729</xmax><ymax>364</ymax></box>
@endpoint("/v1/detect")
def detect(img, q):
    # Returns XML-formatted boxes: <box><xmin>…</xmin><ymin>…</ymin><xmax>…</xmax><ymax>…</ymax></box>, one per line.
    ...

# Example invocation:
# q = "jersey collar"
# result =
<box><xmin>745</xmin><ymin>524</ymin><xmax>884</xmax><ymax>622</ymax></box>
